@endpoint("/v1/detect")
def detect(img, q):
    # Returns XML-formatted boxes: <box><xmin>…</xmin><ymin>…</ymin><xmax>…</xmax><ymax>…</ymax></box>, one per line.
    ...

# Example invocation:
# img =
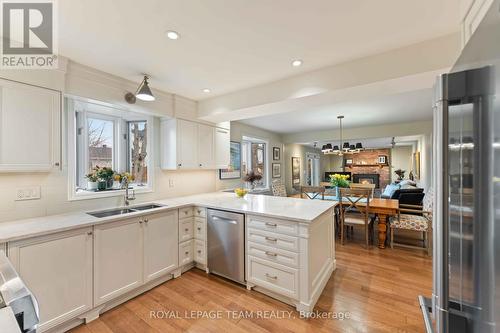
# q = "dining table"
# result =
<box><xmin>354</xmin><ymin>198</ymin><xmax>399</xmax><ymax>249</ymax></box>
<box><xmin>304</xmin><ymin>193</ymin><xmax>399</xmax><ymax>249</ymax></box>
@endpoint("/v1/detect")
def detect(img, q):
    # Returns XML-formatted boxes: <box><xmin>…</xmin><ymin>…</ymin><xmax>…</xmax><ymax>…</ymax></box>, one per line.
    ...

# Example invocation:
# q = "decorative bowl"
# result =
<box><xmin>234</xmin><ymin>188</ymin><xmax>248</xmax><ymax>198</ymax></box>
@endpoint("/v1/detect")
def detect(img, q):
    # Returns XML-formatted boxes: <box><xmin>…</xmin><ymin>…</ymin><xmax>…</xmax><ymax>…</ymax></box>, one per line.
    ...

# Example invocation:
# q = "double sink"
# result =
<box><xmin>87</xmin><ymin>204</ymin><xmax>165</xmax><ymax>218</ymax></box>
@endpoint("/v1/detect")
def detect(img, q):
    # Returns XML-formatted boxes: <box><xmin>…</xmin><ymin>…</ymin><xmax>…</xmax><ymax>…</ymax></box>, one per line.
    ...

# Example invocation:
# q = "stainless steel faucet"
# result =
<box><xmin>121</xmin><ymin>177</ymin><xmax>135</xmax><ymax>206</ymax></box>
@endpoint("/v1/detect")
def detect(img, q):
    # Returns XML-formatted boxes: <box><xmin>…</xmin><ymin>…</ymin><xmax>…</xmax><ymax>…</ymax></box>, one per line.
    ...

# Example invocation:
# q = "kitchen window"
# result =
<box><xmin>68</xmin><ymin>98</ymin><xmax>153</xmax><ymax>200</ymax></box>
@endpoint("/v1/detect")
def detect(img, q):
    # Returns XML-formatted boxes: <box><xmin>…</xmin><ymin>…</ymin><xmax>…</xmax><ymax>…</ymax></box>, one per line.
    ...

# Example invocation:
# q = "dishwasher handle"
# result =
<box><xmin>211</xmin><ymin>216</ymin><xmax>238</xmax><ymax>224</ymax></box>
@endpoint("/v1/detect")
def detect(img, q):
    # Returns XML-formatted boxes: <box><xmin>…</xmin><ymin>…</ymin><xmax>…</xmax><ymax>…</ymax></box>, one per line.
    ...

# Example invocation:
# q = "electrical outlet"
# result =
<box><xmin>15</xmin><ymin>186</ymin><xmax>41</xmax><ymax>201</ymax></box>
<box><xmin>169</xmin><ymin>179</ymin><xmax>174</xmax><ymax>188</ymax></box>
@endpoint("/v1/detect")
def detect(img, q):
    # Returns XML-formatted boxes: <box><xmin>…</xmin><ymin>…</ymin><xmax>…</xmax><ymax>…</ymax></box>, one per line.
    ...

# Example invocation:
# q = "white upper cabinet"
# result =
<box><xmin>197</xmin><ymin>123</ymin><xmax>215</xmax><ymax>169</ymax></box>
<box><xmin>215</xmin><ymin>127</ymin><xmax>230</xmax><ymax>169</ymax></box>
<box><xmin>0</xmin><ymin>78</ymin><xmax>61</xmax><ymax>172</ymax></box>
<box><xmin>460</xmin><ymin>0</ymin><xmax>494</xmax><ymax>46</ymax></box>
<box><xmin>161</xmin><ymin>118</ymin><xmax>229</xmax><ymax>170</ymax></box>
<box><xmin>178</xmin><ymin>119</ymin><xmax>199</xmax><ymax>169</ymax></box>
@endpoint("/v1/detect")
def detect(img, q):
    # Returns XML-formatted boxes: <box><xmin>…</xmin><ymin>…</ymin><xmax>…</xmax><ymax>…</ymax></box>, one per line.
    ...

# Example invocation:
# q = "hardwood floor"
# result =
<box><xmin>70</xmin><ymin>241</ymin><xmax>432</xmax><ymax>333</ymax></box>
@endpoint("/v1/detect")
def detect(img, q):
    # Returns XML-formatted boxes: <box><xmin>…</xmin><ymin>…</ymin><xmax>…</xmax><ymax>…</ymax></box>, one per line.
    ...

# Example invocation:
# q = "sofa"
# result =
<box><xmin>381</xmin><ymin>182</ymin><xmax>425</xmax><ymax>206</ymax></box>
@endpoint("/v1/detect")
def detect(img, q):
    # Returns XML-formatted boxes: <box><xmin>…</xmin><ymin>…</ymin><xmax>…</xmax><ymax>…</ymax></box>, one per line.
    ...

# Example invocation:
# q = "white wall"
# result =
<box><xmin>0</xmin><ymin>60</ymin><xmax>217</xmax><ymax>223</ymax></box>
<box><xmin>215</xmin><ymin>122</ymin><xmax>284</xmax><ymax>191</ymax></box>
<box><xmin>391</xmin><ymin>146</ymin><xmax>414</xmax><ymax>182</ymax></box>
<box><xmin>283</xmin><ymin>143</ymin><xmax>323</xmax><ymax>195</ymax></box>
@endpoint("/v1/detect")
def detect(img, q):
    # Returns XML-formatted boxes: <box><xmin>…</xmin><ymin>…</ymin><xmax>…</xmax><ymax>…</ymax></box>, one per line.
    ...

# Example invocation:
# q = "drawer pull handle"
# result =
<box><xmin>184</xmin><ymin>211</ymin><xmax>188</xmax><ymax>214</ymax></box>
<box><xmin>265</xmin><ymin>237</ymin><xmax>277</xmax><ymax>242</ymax></box>
<box><xmin>265</xmin><ymin>273</ymin><xmax>278</xmax><ymax>280</ymax></box>
<box><xmin>87</xmin><ymin>231</ymin><xmax>93</xmax><ymax>236</ymax></box>
<box><xmin>265</xmin><ymin>251</ymin><xmax>277</xmax><ymax>257</ymax></box>
<box><xmin>197</xmin><ymin>227</ymin><xmax>201</xmax><ymax>231</ymax></box>
<box><xmin>197</xmin><ymin>210</ymin><xmax>201</xmax><ymax>214</ymax></box>
<box><xmin>185</xmin><ymin>251</ymin><xmax>189</xmax><ymax>255</ymax></box>
<box><xmin>185</xmin><ymin>228</ymin><xmax>189</xmax><ymax>232</ymax></box>
<box><xmin>265</xmin><ymin>223</ymin><xmax>277</xmax><ymax>227</ymax></box>
<box><xmin>197</xmin><ymin>250</ymin><xmax>201</xmax><ymax>253</ymax></box>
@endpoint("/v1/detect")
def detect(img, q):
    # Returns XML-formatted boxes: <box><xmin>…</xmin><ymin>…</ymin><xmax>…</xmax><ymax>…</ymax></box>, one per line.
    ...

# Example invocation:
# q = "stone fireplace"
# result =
<box><xmin>353</xmin><ymin>174</ymin><xmax>380</xmax><ymax>188</ymax></box>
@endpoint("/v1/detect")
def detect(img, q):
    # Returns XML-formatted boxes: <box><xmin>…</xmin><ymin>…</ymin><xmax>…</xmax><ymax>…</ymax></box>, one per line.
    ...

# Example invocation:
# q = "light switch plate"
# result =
<box><xmin>15</xmin><ymin>186</ymin><xmax>41</xmax><ymax>201</ymax></box>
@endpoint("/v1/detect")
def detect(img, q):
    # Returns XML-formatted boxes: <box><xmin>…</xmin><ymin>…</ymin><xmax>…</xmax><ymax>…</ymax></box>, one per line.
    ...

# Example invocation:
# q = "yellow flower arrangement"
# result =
<box><xmin>329</xmin><ymin>174</ymin><xmax>350</xmax><ymax>188</ymax></box>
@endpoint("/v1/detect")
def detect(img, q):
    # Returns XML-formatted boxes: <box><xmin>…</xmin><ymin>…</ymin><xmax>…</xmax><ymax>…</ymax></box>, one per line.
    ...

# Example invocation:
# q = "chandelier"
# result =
<box><xmin>321</xmin><ymin>116</ymin><xmax>364</xmax><ymax>155</ymax></box>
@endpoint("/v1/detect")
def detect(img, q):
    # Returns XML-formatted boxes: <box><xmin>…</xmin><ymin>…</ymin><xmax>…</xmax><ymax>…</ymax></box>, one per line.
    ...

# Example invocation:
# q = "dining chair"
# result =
<box><xmin>349</xmin><ymin>183</ymin><xmax>375</xmax><ymax>199</ymax></box>
<box><xmin>300</xmin><ymin>186</ymin><xmax>325</xmax><ymax>200</ymax></box>
<box><xmin>390</xmin><ymin>189</ymin><xmax>433</xmax><ymax>255</ymax></box>
<box><xmin>271</xmin><ymin>181</ymin><xmax>287</xmax><ymax>197</ymax></box>
<box><xmin>339</xmin><ymin>188</ymin><xmax>373</xmax><ymax>248</ymax></box>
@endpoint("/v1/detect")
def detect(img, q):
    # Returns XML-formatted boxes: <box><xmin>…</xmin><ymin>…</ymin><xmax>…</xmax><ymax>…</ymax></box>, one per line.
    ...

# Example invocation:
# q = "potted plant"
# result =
<box><xmin>85</xmin><ymin>171</ymin><xmax>98</xmax><ymax>191</ymax></box>
<box><xmin>243</xmin><ymin>170</ymin><xmax>263</xmax><ymax>190</ymax></box>
<box><xmin>329</xmin><ymin>173</ymin><xmax>350</xmax><ymax>199</ymax></box>
<box><xmin>394</xmin><ymin>169</ymin><xmax>406</xmax><ymax>183</ymax></box>
<box><xmin>95</xmin><ymin>166</ymin><xmax>115</xmax><ymax>190</ymax></box>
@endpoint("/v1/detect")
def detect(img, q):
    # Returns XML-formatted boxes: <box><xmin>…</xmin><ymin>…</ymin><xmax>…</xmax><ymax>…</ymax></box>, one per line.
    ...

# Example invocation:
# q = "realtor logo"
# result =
<box><xmin>1</xmin><ymin>0</ymin><xmax>58</xmax><ymax>69</ymax></box>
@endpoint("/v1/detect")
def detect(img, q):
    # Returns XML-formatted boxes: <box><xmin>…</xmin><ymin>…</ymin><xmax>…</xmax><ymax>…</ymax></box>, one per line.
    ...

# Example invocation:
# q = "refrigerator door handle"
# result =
<box><xmin>419</xmin><ymin>295</ymin><xmax>435</xmax><ymax>333</ymax></box>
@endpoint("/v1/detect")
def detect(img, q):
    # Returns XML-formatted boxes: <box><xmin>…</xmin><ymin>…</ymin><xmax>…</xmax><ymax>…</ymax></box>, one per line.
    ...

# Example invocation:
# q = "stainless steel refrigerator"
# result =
<box><xmin>423</xmin><ymin>1</ymin><xmax>500</xmax><ymax>332</ymax></box>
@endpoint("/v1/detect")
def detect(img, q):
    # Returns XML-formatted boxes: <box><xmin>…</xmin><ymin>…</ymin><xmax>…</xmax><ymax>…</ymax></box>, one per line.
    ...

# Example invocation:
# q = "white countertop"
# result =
<box><xmin>0</xmin><ymin>192</ymin><xmax>336</xmax><ymax>243</ymax></box>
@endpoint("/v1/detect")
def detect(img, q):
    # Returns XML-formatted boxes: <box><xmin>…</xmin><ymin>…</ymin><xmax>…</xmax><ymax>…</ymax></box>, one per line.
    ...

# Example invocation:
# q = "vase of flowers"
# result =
<box><xmin>243</xmin><ymin>170</ymin><xmax>263</xmax><ymax>190</ymax></box>
<box><xmin>329</xmin><ymin>173</ymin><xmax>350</xmax><ymax>200</ymax></box>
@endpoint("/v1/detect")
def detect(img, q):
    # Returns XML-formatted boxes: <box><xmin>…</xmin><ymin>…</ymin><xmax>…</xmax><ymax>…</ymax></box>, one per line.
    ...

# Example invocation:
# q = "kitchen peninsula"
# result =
<box><xmin>0</xmin><ymin>192</ymin><xmax>335</xmax><ymax>333</ymax></box>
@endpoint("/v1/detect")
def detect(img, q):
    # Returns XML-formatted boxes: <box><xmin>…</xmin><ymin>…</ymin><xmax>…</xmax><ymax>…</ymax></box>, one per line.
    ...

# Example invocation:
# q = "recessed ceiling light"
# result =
<box><xmin>166</xmin><ymin>30</ymin><xmax>180</xmax><ymax>40</ymax></box>
<box><xmin>203</xmin><ymin>88</ymin><xmax>211</xmax><ymax>93</ymax></box>
<box><xmin>291</xmin><ymin>59</ymin><xmax>303</xmax><ymax>67</ymax></box>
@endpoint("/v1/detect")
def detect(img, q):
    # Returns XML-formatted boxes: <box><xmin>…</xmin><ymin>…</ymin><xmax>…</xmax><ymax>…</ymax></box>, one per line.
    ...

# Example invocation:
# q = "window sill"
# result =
<box><xmin>69</xmin><ymin>187</ymin><xmax>153</xmax><ymax>201</ymax></box>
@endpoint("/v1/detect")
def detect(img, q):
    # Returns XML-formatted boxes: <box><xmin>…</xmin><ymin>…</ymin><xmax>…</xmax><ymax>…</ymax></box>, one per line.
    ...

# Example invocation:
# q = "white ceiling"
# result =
<box><xmin>59</xmin><ymin>0</ymin><xmax>459</xmax><ymax>100</ymax></box>
<box><xmin>238</xmin><ymin>89</ymin><xmax>433</xmax><ymax>134</ymax></box>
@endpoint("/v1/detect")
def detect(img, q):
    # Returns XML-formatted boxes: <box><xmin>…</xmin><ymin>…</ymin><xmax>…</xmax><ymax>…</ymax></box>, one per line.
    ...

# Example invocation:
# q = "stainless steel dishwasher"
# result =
<box><xmin>207</xmin><ymin>209</ymin><xmax>245</xmax><ymax>284</ymax></box>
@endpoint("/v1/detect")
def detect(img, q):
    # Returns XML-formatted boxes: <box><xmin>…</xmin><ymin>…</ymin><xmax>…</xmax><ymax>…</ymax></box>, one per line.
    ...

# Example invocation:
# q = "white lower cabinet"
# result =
<box><xmin>247</xmin><ymin>256</ymin><xmax>298</xmax><ymax>299</ymax></box>
<box><xmin>93</xmin><ymin>218</ymin><xmax>143</xmax><ymax>306</ymax></box>
<box><xmin>143</xmin><ymin>210</ymin><xmax>179</xmax><ymax>282</ymax></box>
<box><xmin>8</xmin><ymin>228</ymin><xmax>93</xmax><ymax>332</ymax></box>
<box><xmin>194</xmin><ymin>240</ymin><xmax>206</xmax><ymax>265</ymax></box>
<box><xmin>179</xmin><ymin>240</ymin><xmax>194</xmax><ymax>266</ymax></box>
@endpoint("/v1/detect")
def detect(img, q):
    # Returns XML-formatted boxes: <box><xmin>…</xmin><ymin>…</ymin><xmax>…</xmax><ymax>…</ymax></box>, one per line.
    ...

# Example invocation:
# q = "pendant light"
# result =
<box><xmin>135</xmin><ymin>75</ymin><xmax>155</xmax><ymax>101</ymax></box>
<box><xmin>322</xmin><ymin>115</ymin><xmax>362</xmax><ymax>155</ymax></box>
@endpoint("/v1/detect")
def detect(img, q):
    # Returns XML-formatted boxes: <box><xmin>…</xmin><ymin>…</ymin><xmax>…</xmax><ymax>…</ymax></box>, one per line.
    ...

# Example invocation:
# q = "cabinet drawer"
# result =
<box><xmin>194</xmin><ymin>240</ymin><xmax>206</xmax><ymax>265</ymax></box>
<box><xmin>194</xmin><ymin>207</ymin><xmax>206</xmax><ymax>218</ymax></box>
<box><xmin>179</xmin><ymin>207</ymin><xmax>194</xmax><ymax>218</ymax></box>
<box><xmin>179</xmin><ymin>218</ymin><xmax>194</xmax><ymax>242</ymax></box>
<box><xmin>194</xmin><ymin>217</ymin><xmax>206</xmax><ymax>240</ymax></box>
<box><xmin>179</xmin><ymin>240</ymin><xmax>194</xmax><ymax>266</ymax></box>
<box><xmin>247</xmin><ymin>256</ymin><xmax>298</xmax><ymax>300</ymax></box>
<box><xmin>247</xmin><ymin>241</ymin><xmax>298</xmax><ymax>268</ymax></box>
<box><xmin>247</xmin><ymin>215</ymin><xmax>298</xmax><ymax>236</ymax></box>
<box><xmin>247</xmin><ymin>228</ymin><xmax>299</xmax><ymax>252</ymax></box>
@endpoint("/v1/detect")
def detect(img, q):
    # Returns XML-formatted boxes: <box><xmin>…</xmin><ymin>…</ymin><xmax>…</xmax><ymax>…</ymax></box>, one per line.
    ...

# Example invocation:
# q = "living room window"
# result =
<box><xmin>241</xmin><ymin>137</ymin><xmax>268</xmax><ymax>189</ymax></box>
<box><xmin>69</xmin><ymin>98</ymin><xmax>153</xmax><ymax>200</ymax></box>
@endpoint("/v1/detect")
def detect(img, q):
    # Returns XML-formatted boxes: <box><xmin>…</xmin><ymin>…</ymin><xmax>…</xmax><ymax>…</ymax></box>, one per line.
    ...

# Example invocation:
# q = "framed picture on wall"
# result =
<box><xmin>413</xmin><ymin>151</ymin><xmax>421</xmax><ymax>179</ymax></box>
<box><xmin>273</xmin><ymin>147</ymin><xmax>280</xmax><ymax>160</ymax></box>
<box><xmin>272</xmin><ymin>163</ymin><xmax>281</xmax><ymax>178</ymax></box>
<box><xmin>344</xmin><ymin>158</ymin><xmax>353</xmax><ymax>166</ymax></box>
<box><xmin>292</xmin><ymin>157</ymin><xmax>300</xmax><ymax>188</ymax></box>
<box><xmin>219</xmin><ymin>141</ymin><xmax>242</xmax><ymax>179</ymax></box>
<box><xmin>378</xmin><ymin>155</ymin><xmax>387</xmax><ymax>165</ymax></box>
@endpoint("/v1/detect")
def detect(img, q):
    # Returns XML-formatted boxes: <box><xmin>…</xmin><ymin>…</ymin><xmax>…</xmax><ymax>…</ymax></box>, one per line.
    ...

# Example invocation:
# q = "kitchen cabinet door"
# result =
<box><xmin>8</xmin><ymin>228</ymin><xmax>93</xmax><ymax>332</ymax></box>
<box><xmin>143</xmin><ymin>211</ymin><xmax>178</xmax><ymax>282</ymax></box>
<box><xmin>197</xmin><ymin>124</ymin><xmax>215</xmax><ymax>169</ymax></box>
<box><xmin>0</xmin><ymin>78</ymin><xmax>61</xmax><ymax>172</ymax></box>
<box><xmin>94</xmin><ymin>218</ymin><xmax>143</xmax><ymax>306</ymax></box>
<box><xmin>215</xmin><ymin>127</ymin><xmax>230</xmax><ymax>169</ymax></box>
<box><xmin>177</xmin><ymin>119</ymin><xmax>198</xmax><ymax>169</ymax></box>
